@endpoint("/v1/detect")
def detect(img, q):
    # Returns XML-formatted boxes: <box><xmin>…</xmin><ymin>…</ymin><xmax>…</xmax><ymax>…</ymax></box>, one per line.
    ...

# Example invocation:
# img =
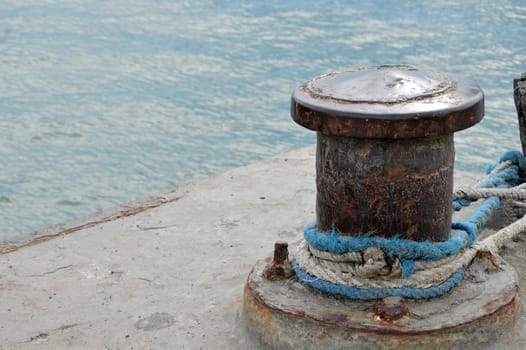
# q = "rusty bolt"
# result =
<box><xmin>272</xmin><ymin>241</ymin><xmax>289</xmax><ymax>264</ymax></box>
<box><xmin>372</xmin><ymin>296</ymin><xmax>409</xmax><ymax>323</ymax></box>
<box><xmin>263</xmin><ymin>241</ymin><xmax>294</xmax><ymax>281</ymax></box>
<box><xmin>291</xmin><ymin>65</ymin><xmax>484</xmax><ymax>242</ymax></box>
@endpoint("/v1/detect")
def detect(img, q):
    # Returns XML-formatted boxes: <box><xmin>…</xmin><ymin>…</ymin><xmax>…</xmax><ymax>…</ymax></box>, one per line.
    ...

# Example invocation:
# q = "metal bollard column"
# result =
<box><xmin>291</xmin><ymin>64</ymin><xmax>484</xmax><ymax>241</ymax></box>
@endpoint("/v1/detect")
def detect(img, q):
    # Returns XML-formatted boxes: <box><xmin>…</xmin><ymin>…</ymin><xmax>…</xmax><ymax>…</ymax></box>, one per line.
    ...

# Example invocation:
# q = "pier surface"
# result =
<box><xmin>1</xmin><ymin>145</ymin><xmax>525</xmax><ymax>349</ymax></box>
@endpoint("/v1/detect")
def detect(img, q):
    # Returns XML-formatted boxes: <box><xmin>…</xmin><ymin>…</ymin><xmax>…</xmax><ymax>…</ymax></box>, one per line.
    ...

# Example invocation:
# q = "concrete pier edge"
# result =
<box><xmin>0</xmin><ymin>185</ymin><xmax>184</xmax><ymax>254</ymax></box>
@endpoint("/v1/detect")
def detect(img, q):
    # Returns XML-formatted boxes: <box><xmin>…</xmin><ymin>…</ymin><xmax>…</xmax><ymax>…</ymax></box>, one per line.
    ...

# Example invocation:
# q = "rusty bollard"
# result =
<box><xmin>291</xmin><ymin>65</ymin><xmax>484</xmax><ymax>241</ymax></box>
<box><xmin>243</xmin><ymin>65</ymin><xmax>520</xmax><ymax>349</ymax></box>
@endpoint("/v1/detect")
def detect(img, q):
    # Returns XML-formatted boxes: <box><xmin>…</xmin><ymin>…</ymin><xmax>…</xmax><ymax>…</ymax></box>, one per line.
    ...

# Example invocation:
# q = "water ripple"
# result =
<box><xmin>1</xmin><ymin>0</ymin><xmax>526</xmax><ymax>238</ymax></box>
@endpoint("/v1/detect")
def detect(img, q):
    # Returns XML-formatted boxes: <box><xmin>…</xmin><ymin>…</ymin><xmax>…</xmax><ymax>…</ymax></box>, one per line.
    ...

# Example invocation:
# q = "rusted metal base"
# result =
<box><xmin>243</xmin><ymin>254</ymin><xmax>520</xmax><ymax>350</ymax></box>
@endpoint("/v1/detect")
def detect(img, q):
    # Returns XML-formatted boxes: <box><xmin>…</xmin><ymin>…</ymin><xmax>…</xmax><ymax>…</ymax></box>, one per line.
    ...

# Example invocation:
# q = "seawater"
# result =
<box><xmin>1</xmin><ymin>0</ymin><xmax>525</xmax><ymax>239</ymax></box>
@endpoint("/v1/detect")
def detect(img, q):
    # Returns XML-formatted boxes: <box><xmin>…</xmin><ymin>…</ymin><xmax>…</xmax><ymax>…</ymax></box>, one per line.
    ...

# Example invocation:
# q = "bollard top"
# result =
<box><xmin>291</xmin><ymin>65</ymin><xmax>484</xmax><ymax>138</ymax></box>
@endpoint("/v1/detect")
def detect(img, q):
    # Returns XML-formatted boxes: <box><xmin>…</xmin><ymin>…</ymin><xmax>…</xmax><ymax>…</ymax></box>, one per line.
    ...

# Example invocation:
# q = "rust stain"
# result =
<box><xmin>312</xmin><ymin>311</ymin><xmax>349</xmax><ymax>324</ymax></box>
<box><xmin>262</xmin><ymin>265</ymin><xmax>293</xmax><ymax>281</ymax></box>
<box><xmin>372</xmin><ymin>299</ymin><xmax>409</xmax><ymax>323</ymax></box>
<box><xmin>385</xmin><ymin>167</ymin><xmax>405</xmax><ymax>182</ymax></box>
<box><xmin>482</xmin><ymin>286</ymin><xmax>519</xmax><ymax>316</ymax></box>
<box><xmin>475</xmin><ymin>249</ymin><xmax>501</xmax><ymax>272</ymax></box>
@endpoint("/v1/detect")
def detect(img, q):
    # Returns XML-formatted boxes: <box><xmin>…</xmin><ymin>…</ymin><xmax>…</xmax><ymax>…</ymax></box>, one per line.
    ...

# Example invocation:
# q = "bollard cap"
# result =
<box><xmin>291</xmin><ymin>65</ymin><xmax>484</xmax><ymax>138</ymax></box>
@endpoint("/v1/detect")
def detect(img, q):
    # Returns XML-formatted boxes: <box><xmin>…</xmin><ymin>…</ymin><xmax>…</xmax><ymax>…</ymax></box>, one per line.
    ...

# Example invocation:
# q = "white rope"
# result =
<box><xmin>453</xmin><ymin>183</ymin><xmax>526</xmax><ymax>200</ymax></box>
<box><xmin>294</xmin><ymin>240</ymin><xmax>470</xmax><ymax>288</ymax></box>
<box><xmin>476</xmin><ymin>210</ymin><xmax>526</xmax><ymax>253</ymax></box>
<box><xmin>308</xmin><ymin>243</ymin><xmax>462</xmax><ymax>279</ymax></box>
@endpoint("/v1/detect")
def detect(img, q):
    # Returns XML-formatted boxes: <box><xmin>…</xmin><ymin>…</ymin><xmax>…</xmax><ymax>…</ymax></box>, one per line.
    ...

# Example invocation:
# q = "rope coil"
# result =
<box><xmin>292</xmin><ymin>150</ymin><xmax>526</xmax><ymax>300</ymax></box>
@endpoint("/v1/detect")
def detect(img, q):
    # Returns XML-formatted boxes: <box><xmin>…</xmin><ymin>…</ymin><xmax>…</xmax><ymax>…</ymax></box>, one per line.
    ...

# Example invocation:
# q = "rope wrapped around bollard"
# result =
<box><xmin>291</xmin><ymin>150</ymin><xmax>526</xmax><ymax>300</ymax></box>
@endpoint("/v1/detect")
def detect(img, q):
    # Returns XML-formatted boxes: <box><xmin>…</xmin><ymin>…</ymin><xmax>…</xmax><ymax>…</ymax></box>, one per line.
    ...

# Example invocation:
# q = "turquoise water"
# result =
<box><xmin>1</xmin><ymin>1</ymin><xmax>525</xmax><ymax>239</ymax></box>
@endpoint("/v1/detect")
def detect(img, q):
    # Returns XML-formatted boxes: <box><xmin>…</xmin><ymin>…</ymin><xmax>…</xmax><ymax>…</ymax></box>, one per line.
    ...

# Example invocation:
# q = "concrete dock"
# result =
<box><xmin>1</xmin><ymin>145</ymin><xmax>525</xmax><ymax>349</ymax></box>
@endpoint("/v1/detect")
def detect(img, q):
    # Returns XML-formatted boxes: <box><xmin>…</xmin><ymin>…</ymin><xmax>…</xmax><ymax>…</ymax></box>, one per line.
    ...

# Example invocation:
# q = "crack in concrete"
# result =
<box><xmin>23</xmin><ymin>323</ymin><xmax>79</xmax><ymax>344</ymax></box>
<box><xmin>136</xmin><ymin>223</ymin><xmax>178</xmax><ymax>231</ymax></box>
<box><xmin>26</xmin><ymin>264</ymin><xmax>73</xmax><ymax>277</ymax></box>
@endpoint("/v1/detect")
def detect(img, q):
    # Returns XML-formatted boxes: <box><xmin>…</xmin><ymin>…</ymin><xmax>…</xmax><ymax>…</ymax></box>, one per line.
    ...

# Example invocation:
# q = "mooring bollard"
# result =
<box><xmin>243</xmin><ymin>65</ymin><xmax>521</xmax><ymax>349</ymax></box>
<box><xmin>291</xmin><ymin>65</ymin><xmax>484</xmax><ymax>241</ymax></box>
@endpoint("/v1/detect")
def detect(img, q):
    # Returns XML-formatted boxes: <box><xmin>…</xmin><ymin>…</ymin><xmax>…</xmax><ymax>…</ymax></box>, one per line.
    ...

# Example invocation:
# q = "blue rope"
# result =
<box><xmin>292</xmin><ymin>262</ymin><xmax>464</xmax><ymax>301</ymax></box>
<box><xmin>294</xmin><ymin>150</ymin><xmax>526</xmax><ymax>300</ymax></box>
<box><xmin>487</xmin><ymin>150</ymin><xmax>526</xmax><ymax>175</ymax></box>
<box><xmin>304</xmin><ymin>222</ymin><xmax>470</xmax><ymax>262</ymax></box>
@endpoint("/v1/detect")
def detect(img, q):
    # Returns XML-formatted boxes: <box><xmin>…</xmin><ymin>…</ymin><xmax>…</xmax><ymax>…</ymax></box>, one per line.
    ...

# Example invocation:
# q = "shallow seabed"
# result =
<box><xmin>1</xmin><ymin>0</ymin><xmax>525</xmax><ymax>238</ymax></box>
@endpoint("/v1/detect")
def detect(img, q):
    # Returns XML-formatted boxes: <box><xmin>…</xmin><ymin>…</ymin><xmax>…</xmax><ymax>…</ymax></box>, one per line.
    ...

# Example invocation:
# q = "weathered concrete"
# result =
<box><xmin>0</xmin><ymin>145</ymin><xmax>525</xmax><ymax>349</ymax></box>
